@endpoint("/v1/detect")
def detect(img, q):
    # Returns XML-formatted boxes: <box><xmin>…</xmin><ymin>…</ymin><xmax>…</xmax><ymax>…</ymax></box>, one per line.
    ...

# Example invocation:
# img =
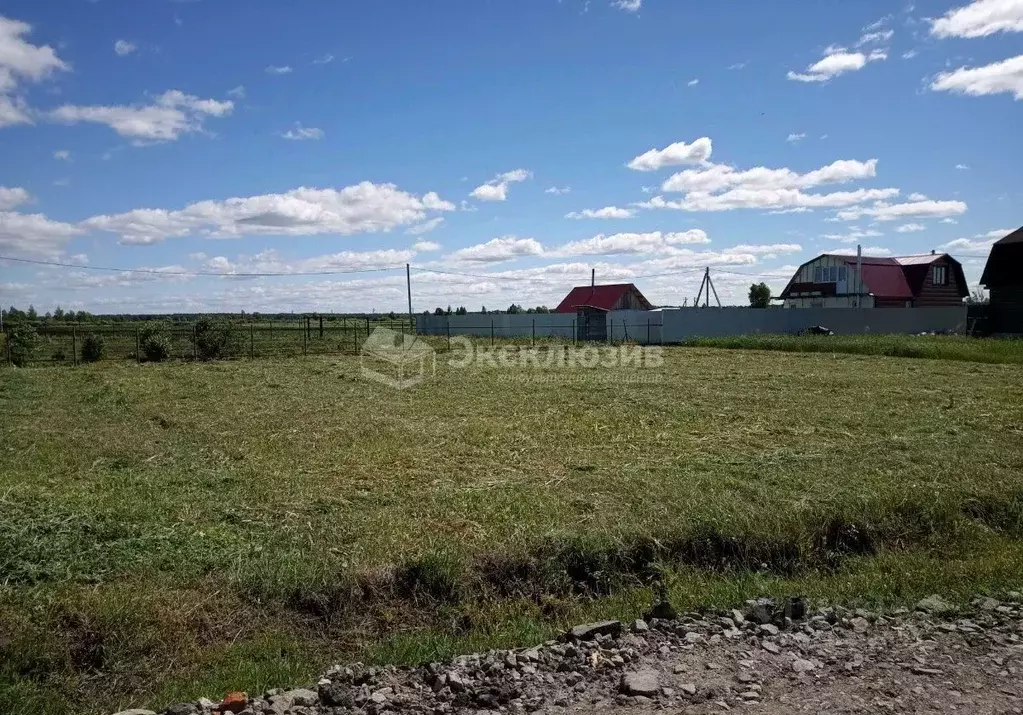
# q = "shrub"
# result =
<box><xmin>191</xmin><ymin>317</ymin><xmax>232</xmax><ymax>361</ymax></box>
<box><xmin>80</xmin><ymin>334</ymin><xmax>105</xmax><ymax>363</ymax></box>
<box><xmin>139</xmin><ymin>322</ymin><xmax>172</xmax><ymax>363</ymax></box>
<box><xmin>5</xmin><ymin>322</ymin><xmax>40</xmax><ymax>367</ymax></box>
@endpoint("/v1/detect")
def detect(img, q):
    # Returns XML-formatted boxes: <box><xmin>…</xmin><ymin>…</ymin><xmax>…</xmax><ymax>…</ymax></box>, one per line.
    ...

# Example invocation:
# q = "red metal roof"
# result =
<box><xmin>554</xmin><ymin>283</ymin><xmax>651</xmax><ymax>313</ymax></box>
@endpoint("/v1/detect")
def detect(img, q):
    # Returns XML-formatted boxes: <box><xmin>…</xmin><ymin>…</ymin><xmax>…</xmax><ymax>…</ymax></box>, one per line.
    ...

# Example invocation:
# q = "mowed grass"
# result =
<box><xmin>2</xmin><ymin>346</ymin><xmax>1023</xmax><ymax>713</ymax></box>
<box><xmin>682</xmin><ymin>333</ymin><xmax>1023</xmax><ymax>364</ymax></box>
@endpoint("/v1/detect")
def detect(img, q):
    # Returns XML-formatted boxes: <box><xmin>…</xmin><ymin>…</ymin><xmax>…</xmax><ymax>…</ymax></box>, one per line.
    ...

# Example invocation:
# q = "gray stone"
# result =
<box><xmin>680</xmin><ymin>683</ymin><xmax>698</xmax><ymax>696</ymax></box>
<box><xmin>568</xmin><ymin>620</ymin><xmax>623</xmax><ymax>642</ymax></box>
<box><xmin>792</xmin><ymin>658</ymin><xmax>816</xmax><ymax>673</ymax></box>
<box><xmin>197</xmin><ymin>699</ymin><xmax>217</xmax><ymax>711</ymax></box>
<box><xmin>447</xmin><ymin>672</ymin><xmax>466</xmax><ymax>693</ymax></box>
<box><xmin>319</xmin><ymin>681</ymin><xmax>355</xmax><ymax>707</ymax></box>
<box><xmin>916</xmin><ymin>595</ymin><xmax>956</xmax><ymax>615</ymax></box>
<box><xmin>620</xmin><ymin>669</ymin><xmax>660</xmax><ymax>697</ymax></box>
<box><xmin>730</xmin><ymin>609</ymin><xmax>745</xmax><ymax>624</ymax></box>
<box><xmin>111</xmin><ymin>710</ymin><xmax>156</xmax><ymax>715</ymax></box>
<box><xmin>759</xmin><ymin>623</ymin><xmax>780</xmax><ymax>636</ymax></box>
<box><xmin>762</xmin><ymin>641</ymin><xmax>782</xmax><ymax>654</ymax></box>
<box><xmin>745</xmin><ymin>598</ymin><xmax>776</xmax><ymax>625</ymax></box>
<box><xmin>283</xmin><ymin>688</ymin><xmax>318</xmax><ymax>707</ymax></box>
<box><xmin>163</xmin><ymin>704</ymin><xmax>198</xmax><ymax>715</ymax></box>
<box><xmin>631</xmin><ymin>618</ymin><xmax>649</xmax><ymax>633</ymax></box>
<box><xmin>850</xmin><ymin>617</ymin><xmax>870</xmax><ymax>633</ymax></box>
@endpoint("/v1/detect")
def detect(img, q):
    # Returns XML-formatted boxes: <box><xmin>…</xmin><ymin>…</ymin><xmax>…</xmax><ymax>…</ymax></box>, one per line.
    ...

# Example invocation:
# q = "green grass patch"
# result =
<box><xmin>2</xmin><ymin>347</ymin><xmax>1023</xmax><ymax>713</ymax></box>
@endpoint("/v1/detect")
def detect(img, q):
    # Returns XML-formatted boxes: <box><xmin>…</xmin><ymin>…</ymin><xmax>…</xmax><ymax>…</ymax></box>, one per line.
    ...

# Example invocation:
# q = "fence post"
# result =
<box><xmin>250</xmin><ymin>325</ymin><xmax>255</xmax><ymax>359</ymax></box>
<box><xmin>72</xmin><ymin>326</ymin><xmax>78</xmax><ymax>366</ymax></box>
<box><xmin>136</xmin><ymin>327</ymin><xmax>141</xmax><ymax>364</ymax></box>
<box><xmin>319</xmin><ymin>316</ymin><xmax>324</xmax><ymax>340</ymax></box>
<box><xmin>646</xmin><ymin>318</ymin><xmax>651</xmax><ymax>345</ymax></box>
<box><xmin>491</xmin><ymin>320</ymin><xmax>494</xmax><ymax>347</ymax></box>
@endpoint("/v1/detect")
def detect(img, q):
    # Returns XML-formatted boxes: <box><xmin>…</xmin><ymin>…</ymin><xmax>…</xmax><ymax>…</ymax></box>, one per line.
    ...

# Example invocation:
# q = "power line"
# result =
<box><xmin>0</xmin><ymin>255</ymin><xmax>407</xmax><ymax>277</ymax></box>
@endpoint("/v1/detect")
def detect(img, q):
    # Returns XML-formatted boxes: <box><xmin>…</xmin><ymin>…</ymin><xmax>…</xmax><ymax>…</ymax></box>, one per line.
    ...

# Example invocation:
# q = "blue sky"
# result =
<box><xmin>1</xmin><ymin>0</ymin><xmax>1021</xmax><ymax>313</ymax></box>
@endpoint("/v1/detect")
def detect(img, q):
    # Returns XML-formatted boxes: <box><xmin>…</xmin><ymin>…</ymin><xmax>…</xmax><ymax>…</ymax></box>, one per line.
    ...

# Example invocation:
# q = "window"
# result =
<box><xmin>838</xmin><ymin>266</ymin><xmax>847</xmax><ymax>282</ymax></box>
<box><xmin>813</xmin><ymin>267</ymin><xmax>822</xmax><ymax>282</ymax></box>
<box><xmin>933</xmin><ymin>265</ymin><xmax>948</xmax><ymax>286</ymax></box>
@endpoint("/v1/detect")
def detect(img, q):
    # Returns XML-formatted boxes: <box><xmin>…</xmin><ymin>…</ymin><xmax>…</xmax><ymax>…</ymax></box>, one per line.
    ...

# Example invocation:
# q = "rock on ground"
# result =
<box><xmin>128</xmin><ymin>594</ymin><xmax>1023</xmax><ymax>715</ymax></box>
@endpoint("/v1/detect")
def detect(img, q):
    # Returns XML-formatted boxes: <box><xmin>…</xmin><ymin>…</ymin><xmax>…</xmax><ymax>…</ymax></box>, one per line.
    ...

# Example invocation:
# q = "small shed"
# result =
<box><xmin>555</xmin><ymin>283</ymin><xmax>653</xmax><ymax>342</ymax></box>
<box><xmin>981</xmin><ymin>226</ymin><xmax>1023</xmax><ymax>335</ymax></box>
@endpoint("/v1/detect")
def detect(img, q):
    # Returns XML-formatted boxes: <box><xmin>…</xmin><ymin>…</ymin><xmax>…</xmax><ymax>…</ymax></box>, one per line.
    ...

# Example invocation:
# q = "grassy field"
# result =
<box><xmin>2</xmin><ymin>344</ymin><xmax>1023</xmax><ymax>714</ymax></box>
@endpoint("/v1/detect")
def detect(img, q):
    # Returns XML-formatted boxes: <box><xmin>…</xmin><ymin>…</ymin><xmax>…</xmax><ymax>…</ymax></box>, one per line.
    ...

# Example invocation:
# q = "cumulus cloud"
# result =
<box><xmin>822</xmin><ymin>227</ymin><xmax>884</xmax><ymax>243</ymax></box>
<box><xmin>930</xmin><ymin>55</ymin><xmax>1023</xmax><ymax>100</ymax></box>
<box><xmin>114</xmin><ymin>40</ymin><xmax>137</xmax><ymax>56</ymax></box>
<box><xmin>50</xmin><ymin>90</ymin><xmax>234</xmax><ymax>143</ymax></box>
<box><xmin>412</xmin><ymin>240</ymin><xmax>441</xmax><ymax>252</ymax></box>
<box><xmin>638</xmin><ymin>188</ymin><xmax>900</xmax><ymax>213</ymax></box>
<box><xmin>0</xmin><ymin>210</ymin><xmax>84</xmax><ymax>258</ymax></box>
<box><xmin>281</xmin><ymin>124</ymin><xmax>324</xmax><ymax>140</ymax></box>
<box><xmin>627</xmin><ymin>137</ymin><xmax>713</xmax><ymax>171</ymax></box>
<box><xmin>830</xmin><ymin>246</ymin><xmax>892</xmax><ymax>256</ymax></box>
<box><xmin>201</xmin><ymin>248</ymin><xmax>414</xmax><ymax>275</ymax></box>
<box><xmin>856</xmin><ymin>29</ymin><xmax>894</xmax><ymax>46</ymax></box>
<box><xmin>545</xmin><ymin>186</ymin><xmax>571</xmax><ymax>195</ymax></box>
<box><xmin>0</xmin><ymin>16</ymin><xmax>69</xmax><ymax>127</ymax></box>
<box><xmin>787</xmin><ymin>48</ymin><xmax>887</xmax><ymax>82</ymax></box>
<box><xmin>895</xmin><ymin>223</ymin><xmax>926</xmax><ymax>232</ymax></box>
<box><xmin>0</xmin><ymin>186</ymin><xmax>30</xmax><ymax>209</ymax></box>
<box><xmin>939</xmin><ymin>228</ymin><xmax>1015</xmax><ymax>252</ymax></box>
<box><xmin>564</xmin><ymin>206</ymin><xmax>636</xmax><ymax>219</ymax></box>
<box><xmin>687</xmin><ymin>78</ymin><xmax>700</xmax><ymax>86</ymax></box>
<box><xmin>551</xmin><ymin>230</ymin><xmax>710</xmax><ymax>257</ymax></box>
<box><xmin>469</xmin><ymin>169</ymin><xmax>532</xmax><ymax>202</ymax></box>
<box><xmin>930</xmin><ymin>0</ymin><xmax>1023</xmax><ymax>38</ymax></box>
<box><xmin>835</xmin><ymin>199</ymin><xmax>968</xmax><ymax>221</ymax></box>
<box><xmin>787</xmin><ymin>133</ymin><xmax>807</xmax><ymax>142</ymax></box>
<box><xmin>53</xmin><ymin>149</ymin><xmax>70</xmax><ymax>160</ymax></box>
<box><xmin>81</xmin><ymin>182</ymin><xmax>455</xmax><ymax>244</ymax></box>
<box><xmin>956</xmin><ymin>163</ymin><xmax>970</xmax><ymax>169</ymax></box>
<box><xmin>447</xmin><ymin>236</ymin><xmax>544</xmax><ymax>263</ymax></box>
<box><xmin>265</xmin><ymin>65</ymin><xmax>293</xmax><ymax>75</ymax></box>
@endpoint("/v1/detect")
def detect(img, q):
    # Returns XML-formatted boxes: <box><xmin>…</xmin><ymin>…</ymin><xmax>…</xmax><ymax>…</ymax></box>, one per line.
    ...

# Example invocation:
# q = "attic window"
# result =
<box><xmin>933</xmin><ymin>265</ymin><xmax>948</xmax><ymax>286</ymax></box>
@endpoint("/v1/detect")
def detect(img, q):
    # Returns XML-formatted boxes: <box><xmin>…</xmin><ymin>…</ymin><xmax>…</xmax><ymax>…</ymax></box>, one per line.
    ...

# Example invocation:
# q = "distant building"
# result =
<box><xmin>980</xmin><ymin>226</ymin><xmax>1023</xmax><ymax>335</ymax></box>
<box><xmin>777</xmin><ymin>252</ymin><xmax>968</xmax><ymax>309</ymax></box>
<box><xmin>555</xmin><ymin>283</ymin><xmax>652</xmax><ymax>341</ymax></box>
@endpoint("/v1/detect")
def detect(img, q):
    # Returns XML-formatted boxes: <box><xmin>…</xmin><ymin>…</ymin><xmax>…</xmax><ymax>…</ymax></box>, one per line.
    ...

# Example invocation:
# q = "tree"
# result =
<box><xmin>480</xmin><ymin>305</ymin><xmax>487</xmax><ymax>314</ymax></box>
<box><xmin>455</xmin><ymin>306</ymin><xmax>468</xmax><ymax>315</ymax></box>
<box><xmin>507</xmin><ymin>304</ymin><xmax>523</xmax><ymax>314</ymax></box>
<box><xmin>748</xmin><ymin>282</ymin><xmax>771</xmax><ymax>308</ymax></box>
<box><xmin>26</xmin><ymin>305</ymin><xmax>37</xmax><ymax>320</ymax></box>
<box><xmin>433</xmin><ymin>307</ymin><xmax>445</xmax><ymax>316</ymax></box>
<box><xmin>52</xmin><ymin>306</ymin><xmax>65</xmax><ymax>320</ymax></box>
<box><xmin>446</xmin><ymin>305</ymin><xmax>452</xmax><ymax>315</ymax></box>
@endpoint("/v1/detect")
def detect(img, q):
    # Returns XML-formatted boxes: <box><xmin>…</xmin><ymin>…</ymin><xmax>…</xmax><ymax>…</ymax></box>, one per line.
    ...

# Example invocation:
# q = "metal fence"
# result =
<box><xmin>2</xmin><ymin>318</ymin><xmax>413</xmax><ymax>366</ymax></box>
<box><xmin>413</xmin><ymin>319</ymin><xmax>664</xmax><ymax>353</ymax></box>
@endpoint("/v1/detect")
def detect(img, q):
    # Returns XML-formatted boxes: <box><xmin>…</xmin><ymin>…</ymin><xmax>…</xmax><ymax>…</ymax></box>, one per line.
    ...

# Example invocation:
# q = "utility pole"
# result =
<box><xmin>591</xmin><ymin>268</ymin><xmax>595</xmax><ymax>287</ymax></box>
<box><xmin>706</xmin><ymin>267</ymin><xmax>721</xmax><ymax>308</ymax></box>
<box><xmin>856</xmin><ymin>244</ymin><xmax>864</xmax><ymax>309</ymax></box>
<box><xmin>406</xmin><ymin>263</ymin><xmax>414</xmax><ymax>333</ymax></box>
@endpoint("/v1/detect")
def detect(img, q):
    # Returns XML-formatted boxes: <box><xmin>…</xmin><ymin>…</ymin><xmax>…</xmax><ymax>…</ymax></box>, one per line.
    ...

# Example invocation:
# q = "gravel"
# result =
<box><xmin>120</xmin><ymin>592</ymin><xmax>1023</xmax><ymax>715</ymax></box>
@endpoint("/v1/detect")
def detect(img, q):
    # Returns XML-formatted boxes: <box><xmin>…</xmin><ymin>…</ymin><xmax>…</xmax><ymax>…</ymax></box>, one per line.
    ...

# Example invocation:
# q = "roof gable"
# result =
<box><xmin>554</xmin><ymin>283</ymin><xmax>651</xmax><ymax>313</ymax></box>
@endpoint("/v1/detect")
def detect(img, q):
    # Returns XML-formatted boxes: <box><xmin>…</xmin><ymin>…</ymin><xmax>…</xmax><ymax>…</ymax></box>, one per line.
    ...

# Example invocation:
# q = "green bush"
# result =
<box><xmin>191</xmin><ymin>317</ymin><xmax>232</xmax><ymax>361</ymax></box>
<box><xmin>139</xmin><ymin>322</ymin><xmax>172</xmax><ymax>363</ymax></box>
<box><xmin>5</xmin><ymin>322</ymin><xmax>40</xmax><ymax>367</ymax></box>
<box><xmin>80</xmin><ymin>334</ymin><xmax>105</xmax><ymax>363</ymax></box>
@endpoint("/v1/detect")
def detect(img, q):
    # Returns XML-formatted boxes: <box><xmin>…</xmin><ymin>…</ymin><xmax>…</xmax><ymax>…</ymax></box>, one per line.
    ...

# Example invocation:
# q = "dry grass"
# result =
<box><xmin>1</xmin><ymin>346</ymin><xmax>1022</xmax><ymax>713</ymax></box>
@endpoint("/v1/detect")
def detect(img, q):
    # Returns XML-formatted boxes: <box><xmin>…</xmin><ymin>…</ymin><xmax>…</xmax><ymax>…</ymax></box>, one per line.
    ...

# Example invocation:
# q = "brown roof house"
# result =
<box><xmin>980</xmin><ymin>226</ymin><xmax>1023</xmax><ymax>335</ymax></box>
<box><xmin>778</xmin><ymin>252</ymin><xmax>967</xmax><ymax>308</ymax></box>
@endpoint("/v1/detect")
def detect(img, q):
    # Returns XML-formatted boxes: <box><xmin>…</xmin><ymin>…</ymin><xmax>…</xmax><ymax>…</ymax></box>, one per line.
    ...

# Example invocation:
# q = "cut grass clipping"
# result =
<box><xmin>1</xmin><ymin>342</ymin><xmax>1022</xmax><ymax>714</ymax></box>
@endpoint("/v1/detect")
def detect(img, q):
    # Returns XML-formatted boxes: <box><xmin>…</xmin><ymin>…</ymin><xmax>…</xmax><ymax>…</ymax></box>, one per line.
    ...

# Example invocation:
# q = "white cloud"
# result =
<box><xmin>930</xmin><ymin>0</ymin><xmax>1023</xmax><ymax>38</ymax></box>
<box><xmin>895</xmin><ymin>222</ymin><xmax>926</xmax><ymax>232</ymax></box>
<box><xmin>227</xmin><ymin>85</ymin><xmax>246</xmax><ymax>99</ymax></box>
<box><xmin>627</xmin><ymin>137</ymin><xmax>713</xmax><ymax>171</ymax></box>
<box><xmin>941</xmin><ymin>218</ymin><xmax>958</xmax><ymax>224</ymax></box>
<box><xmin>412</xmin><ymin>240</ymin><xmax>441</xmax><ymax>252</ymax></box>
<box><xmin>114</xmin><ymin>40</ymin><xmax>137</xmax><ymax>56</ymax></box>
<box><xmin>203</xmin><ymin>248</ymin><xmax>414</xmax><ymax>275</ymax></box>
<box><xmin>661</xmin><ymin>158</ymin><xmax>880</xmax><ymax>194</ymax></box>
<box><xmin>856</xmin><ymin>29</ymin><xmax>894</xmax><ymax>46</ymax></box>
<box><xmin>265</xmin><ymin>65</ymin><xmax>293</xmax><ymax>75</ymax></box>
<box><xmin>908</xmin><ymin>192</ymin><xmax>928</xmax><ymax>200</ymax></box>
<box><xmin>405</xmin><ymin>217</ymin><xmax>444</xmax><ymax>235</ymax></box>
<box><xmin>0</xmin><ymin>210</ymin><xmax>84</xmax><ymax>258</ymax></box>
<box><xmin>312</xmin><ymin>54</ymin><xmax>335</xmax><ymax>65</ymax></box>
<box><xmin>639</xmin><ymin>187</ymin><xmax>899</xmax><ymax>213</ymax></box>
<box><xmin>53</xmin><ymin>149</ymin><xmax>70</xmax><ymax>160</ymax></box>
<box><xmin>0</xmin><ymin>16</ymin><xmax>69</xmax><ymax>127</ymax></box>
<box><xmin>939</xmin><ymin>228</ymin><xmax>1015</xmax><ymax>252</ymax></box>
<box><xmin>565</xmin><ymin>206</ymin><xmax>636</xmax><ymax>219</ymax></box>
<box><xmin>786</xmin><ymin>132</ymin><xmax>807</xmax><ymax>142</ymax></box>
<box><xmin>0</xmin><ymin>186</ymin><xmax>30</xmax><ymax>209</ymax></box>
<box><xmin>729</xmin><ymin>243</ymin><xmax>803</xmax><ymax>255</ymax></box>
<box><xmin>552</xmin><ymin>230</ymin><xmax>710</xmax><ymax>257</ymax></box>
<box><xmin>469</xmin><ymin>169</ymin><xmax>532</xmax><ymax>201</ymax></box>
<box><xmin>835</xmin><ymin>199</ymin><xmax>968</xmax><ymax>221</ymax></box>
<box><xmin>903</xmin><ymin>50</ymin><xmax>918</xmax><ymax>59</ymax></box>
<box><xmin>822</xmin><ymin>227</ymin><xmax>884</xmax><ymax>243</ymax></box>
<box><xmin>930</xmin><ymin>55</ymin><xmax>1023</xmax><ymax>100</ymax></box>
<box><xmin>767</xmin><ymin>207</ymin><xmax>813</xmax><ymax>214</ymax></box>
<box><xmin>545</xmin><ymin>186</ymin><xmax>571</xmax><ymax>195</ymax></box>
<box><xmin>830</xmin><ymin>246</ymin><xmax>892</xmax><ymax>256</ymax></box>
<box><xmin>787</xmin><ymin>49</ymin><xmax>887</xmax><ymax>82</ymax></box>
<box><xmin>81</xmin><ymin>181</ymin><xmax>455</xmax><ymax>244</ymax></box>
<box><xmin>50</xmin><ymin>90</ymin><xmax>234</xmax><ymax>143</ymax></box>
<box><xmin>687</xmin><ymin>78</ymin><xmax>700</xmax><ymax>86</ymax></box>
<box><xmin>728</xmin><ymin>62</ymin><xmax>747</xmax><ymax>70</ymax></box>
<box><xmin>611</xmin><ymin>0</ymin><xmax>642</xmax><ymax>12</ymax></box>
<box><xmin>281</xmin><ymin>124</ymin><xmax>324</xmax><ymax>140</ymax></box>
<box><xmin>956</xmin><ymin>163</ymin><xmax>970</xmax><ymax>169</ymax></box>
<box><xmin>447</xmin><ymin>236</ymin><xmax>544</xmax><ymax>263</ymax></box>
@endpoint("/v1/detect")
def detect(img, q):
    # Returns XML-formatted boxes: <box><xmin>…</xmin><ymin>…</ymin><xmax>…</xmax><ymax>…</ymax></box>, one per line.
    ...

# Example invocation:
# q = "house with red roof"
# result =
<box><xmin>777</xmin><ymin>252</ymin><xmax>968</xmax><ymax>309</ymax></box>
<box><xmin>555</xmin><ymin>283</ymin><xmax>653</xmax><ymax>341</ymax></box>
